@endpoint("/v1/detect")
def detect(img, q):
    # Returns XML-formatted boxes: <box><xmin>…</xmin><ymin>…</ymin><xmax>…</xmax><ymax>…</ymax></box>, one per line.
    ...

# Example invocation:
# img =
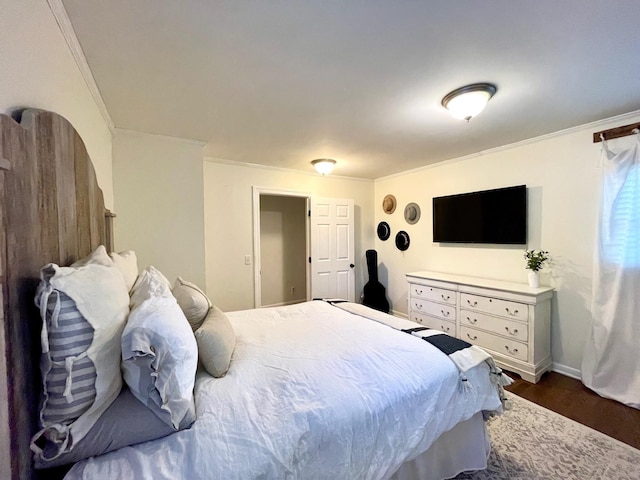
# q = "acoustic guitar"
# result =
<box><xmin>362</xmin><ymin>249</ymin><xmax>390</xmax><ymax>313</ymax></box>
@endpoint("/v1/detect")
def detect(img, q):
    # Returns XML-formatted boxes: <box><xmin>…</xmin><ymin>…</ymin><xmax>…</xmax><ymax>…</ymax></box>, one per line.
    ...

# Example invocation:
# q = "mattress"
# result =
<box><xmin>65</xmin><ymin>300</ymin><xmax>502</xmax><ymax>479</ymax></box>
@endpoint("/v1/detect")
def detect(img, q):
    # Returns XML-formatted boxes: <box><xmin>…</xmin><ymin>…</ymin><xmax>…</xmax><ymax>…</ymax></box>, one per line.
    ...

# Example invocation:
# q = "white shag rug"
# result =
<box><xmin>452</xmin><ymin>393</ymin><xmax>640</xmax><ymax>480</ymax></box>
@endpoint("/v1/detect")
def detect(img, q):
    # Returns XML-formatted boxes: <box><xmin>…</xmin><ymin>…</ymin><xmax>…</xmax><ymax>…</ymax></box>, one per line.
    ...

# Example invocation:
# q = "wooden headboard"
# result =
<box><xmin>0</xmin><ymin>109</ymin><xmax>113</xmax><ymax>480</ymax></box>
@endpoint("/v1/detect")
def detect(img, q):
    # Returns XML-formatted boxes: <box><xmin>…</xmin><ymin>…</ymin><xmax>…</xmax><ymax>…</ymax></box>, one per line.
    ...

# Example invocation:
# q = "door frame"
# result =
<box><xmin>252</xmin><ymin>186</ymin><xmax>311</xmax><ymax>308</ymax></box>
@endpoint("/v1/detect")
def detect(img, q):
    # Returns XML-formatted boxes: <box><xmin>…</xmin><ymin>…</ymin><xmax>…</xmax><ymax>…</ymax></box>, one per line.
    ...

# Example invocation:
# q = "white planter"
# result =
<box><xmin>527</xmin><ymin>271</ymin><xmax>539</xmax><ymax>288</ymax></box>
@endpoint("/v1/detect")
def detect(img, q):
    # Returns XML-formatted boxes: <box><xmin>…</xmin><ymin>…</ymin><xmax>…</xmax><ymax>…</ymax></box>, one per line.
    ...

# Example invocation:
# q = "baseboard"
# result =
<box><xmin>390</xmin><ymin>310</ymin><xmax>408</xmax><ymax>319</ymax></box>
<box><xmin>552</xmin><ymin>362</ymin><xmax>581</xmax><ymax>380</ymax></box>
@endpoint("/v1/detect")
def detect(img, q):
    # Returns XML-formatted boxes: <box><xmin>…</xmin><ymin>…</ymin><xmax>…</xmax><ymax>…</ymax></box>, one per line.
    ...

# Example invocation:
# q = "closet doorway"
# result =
<box><xmin>252</xmin><ymin>188</ymin><xmax>310</xmax><ymax>308</ymax></box>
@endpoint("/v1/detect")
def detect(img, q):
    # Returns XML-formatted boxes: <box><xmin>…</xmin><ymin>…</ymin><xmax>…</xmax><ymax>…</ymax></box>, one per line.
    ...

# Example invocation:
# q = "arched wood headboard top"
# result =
<box><xmin>0</xmin><ymin>109</ymin><xmax>112</xmax><ymax>479</ymax></box>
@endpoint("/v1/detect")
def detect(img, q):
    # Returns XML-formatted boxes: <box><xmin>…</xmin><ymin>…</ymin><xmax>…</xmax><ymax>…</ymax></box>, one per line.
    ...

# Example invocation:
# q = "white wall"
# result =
<box><xmin>113</xmin><ymin>130</ymin><xmax>206</xmax><ymax>287</ymax></box>
<box><xmin>260</xmin><ymin>195</ymin><xmax>307</xmax><ymax>306</ymax></box>
<box><xmin>0</xmin><ymin>0</ymin><xmax>114</xmax><ymax>208</ymax></box>
<box><xmin>375</xmin><ymin>112</ymin><xmax>640</xmax><ymax>375</ymax></box>
<box><xmin>204</xmin><ymin>160</ymin><xmax>375</xmax><ymax>311</ymax></box>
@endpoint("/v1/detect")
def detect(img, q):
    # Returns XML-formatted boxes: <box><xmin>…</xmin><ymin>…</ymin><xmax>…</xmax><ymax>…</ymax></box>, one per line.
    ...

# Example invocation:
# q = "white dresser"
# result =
<box><xmin>406</xmin><ymin>271</ymin><xmax>553</xmax><ymax>383</ymax></box>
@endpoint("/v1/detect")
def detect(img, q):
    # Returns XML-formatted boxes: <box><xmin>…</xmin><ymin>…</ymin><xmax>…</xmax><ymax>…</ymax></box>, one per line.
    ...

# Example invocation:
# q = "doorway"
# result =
<box><xmin>252</xmin><ymin>187</ymin><xmax>356</xmax><ymax>307</ymax></box>
<box><xmin>252</xmin><ymin>187</ymin><xmax>310</xmax><ymax>308</ymax></box>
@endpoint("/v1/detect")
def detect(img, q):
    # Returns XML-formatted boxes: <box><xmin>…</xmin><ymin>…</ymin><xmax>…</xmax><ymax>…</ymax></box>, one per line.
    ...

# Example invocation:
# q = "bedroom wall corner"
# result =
<box><xmin>0</xmin><ymin>0</ymin><xmax>114</xmax><ymax>209</ymax></box>
<box><xmin>203</xmin><ymin>160</ymin><xmax>375</xmax><ymax>312</ymax></box>
<box><xmin>113</xmin><ymin>130</ymin><xmax>206</xmax><ymax>288</ymax></box>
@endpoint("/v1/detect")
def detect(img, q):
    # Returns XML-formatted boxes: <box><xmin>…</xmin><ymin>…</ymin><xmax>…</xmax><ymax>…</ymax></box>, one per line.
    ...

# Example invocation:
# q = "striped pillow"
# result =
<box><xmin>40</xmin><ymin>291</ymin><xmax>97</xmax><ymax>425</ymax></box>
<box><xmin>31</xmin><ymin>246</ymin><xmax>130</xmax><ymax>464</ymax></box>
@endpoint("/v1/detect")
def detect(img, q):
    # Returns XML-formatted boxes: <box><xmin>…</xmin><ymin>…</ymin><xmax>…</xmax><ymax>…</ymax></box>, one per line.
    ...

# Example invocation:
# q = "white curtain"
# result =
<box><xmin>582</xmin><ymin>134</ymin><xmax>640</xmax><ymax>408</ymax></box>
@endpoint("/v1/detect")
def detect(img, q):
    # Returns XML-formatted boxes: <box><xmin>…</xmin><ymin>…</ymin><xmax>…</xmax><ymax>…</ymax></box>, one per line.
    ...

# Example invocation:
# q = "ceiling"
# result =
<box><xmin>62</xmin><ymin>1</ymin><xmax>640</xmax><ymax>179</ymax></box>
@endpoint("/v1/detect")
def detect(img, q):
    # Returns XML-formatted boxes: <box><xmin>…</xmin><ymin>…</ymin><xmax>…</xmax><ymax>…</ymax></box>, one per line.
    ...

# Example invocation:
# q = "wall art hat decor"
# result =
<box><xmin>376</xmin><ymin>221</ymin><xmax>391</xmax><ymax>241</ymax></box>
<box><xmin>395</xmin><ymin>231</ymin><xmax>410</xmax><ymax>251</ymax></box>
<box><xmin>404</xmin><ymin>202</ymin><xmax>421</xmax><ymax>225</ymax></box>
<box><xmin>382</xmin><ymin>194</ymin><xmax>397</xmax><ymax>214</ymax></box>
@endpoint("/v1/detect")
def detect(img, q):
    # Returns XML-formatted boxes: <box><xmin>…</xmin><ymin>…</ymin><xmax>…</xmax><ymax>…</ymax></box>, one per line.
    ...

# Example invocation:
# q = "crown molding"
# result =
<box><xmin>47</xmin><ymin>0</ymin><xmax>115</xmax><ymax>133</ymax></box>
<box><xmin>204</xmin><ymin>156</ymin><xmax>374</xmax><ymax>183</ymax></box>
<box><xmin>377</xmin><ymin>109</ymin><xmax>640</xmax><ymax>182</ymax></box>
<box><xmin>115</xmin><ymin>128</ymin><xmax>205</xmax><ymax>146</ymax></box>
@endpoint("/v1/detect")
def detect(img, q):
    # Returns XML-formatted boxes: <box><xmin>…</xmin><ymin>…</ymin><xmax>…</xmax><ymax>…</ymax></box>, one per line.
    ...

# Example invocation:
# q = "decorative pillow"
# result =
<box><xmin>31</xmin><ymin>246</ymin><xmax>130</xmax><ymax>463</ymax></box>
<box><xmin>195</xmin><ymin>306</ymin><xmax>236</xmax><ymax>378</ymax></box>
<box><xmin>109</xmin><ymin>250</ymin><xmax>138</xmax><ymax>292</ymax></box>
<box><xmin>70</xmin><ymin>244</ymin><xmax>113</xmax><ymax>268</ymax></box>
<box><xmin>172</xmin><ymin>277</ymin><xmax>212</xmax><ymax>331</ymax></box>
<box><xmin>122</xmin><ymin>266</ymin><xmax>198</xmax><ymax>429</ymax></box>
<box><xmin>34</xmin><ymin>386</ymin><xmax>194</xmax><ymax>469</ymax></box>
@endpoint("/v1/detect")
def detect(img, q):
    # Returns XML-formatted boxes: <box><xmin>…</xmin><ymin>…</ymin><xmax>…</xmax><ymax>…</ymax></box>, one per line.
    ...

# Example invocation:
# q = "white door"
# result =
<box><xmin>310</xmin><ymin>197</ymin><xmax>355</xmax><ymax>301</ymax></box>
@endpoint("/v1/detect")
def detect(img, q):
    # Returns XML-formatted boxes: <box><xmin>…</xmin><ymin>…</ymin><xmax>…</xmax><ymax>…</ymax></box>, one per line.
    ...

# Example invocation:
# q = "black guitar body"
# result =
<box><xmin>362</xmin><ymin>249</ymin><xmax>390</xmax><ymax>313</ymax></box>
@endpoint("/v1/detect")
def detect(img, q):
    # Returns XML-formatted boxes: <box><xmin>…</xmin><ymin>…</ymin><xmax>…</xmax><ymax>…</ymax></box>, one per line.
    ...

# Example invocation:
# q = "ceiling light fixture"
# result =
<box><xmin>311</xmin><ymin>158</ymin><xmax>336</xmax><ymax>175</ymax></box>
<box><xmin>441</xmin><ymin>83</ymin><xmax>497</xmax><ymax>121</ymax></box>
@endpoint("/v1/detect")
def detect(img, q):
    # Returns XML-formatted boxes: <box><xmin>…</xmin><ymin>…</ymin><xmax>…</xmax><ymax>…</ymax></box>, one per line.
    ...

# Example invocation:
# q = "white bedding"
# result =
<box><xmin>66</xmin><ymin>301</ymin><xmax>502</xmax><ymax>480</ymax></box>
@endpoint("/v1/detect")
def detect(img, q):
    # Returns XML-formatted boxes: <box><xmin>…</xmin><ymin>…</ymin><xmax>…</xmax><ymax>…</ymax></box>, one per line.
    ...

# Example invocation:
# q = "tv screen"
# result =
<box><xmin>433</xmin><ymin>185</ymin><xmax>527</xmax><ymax>244</ymax></box>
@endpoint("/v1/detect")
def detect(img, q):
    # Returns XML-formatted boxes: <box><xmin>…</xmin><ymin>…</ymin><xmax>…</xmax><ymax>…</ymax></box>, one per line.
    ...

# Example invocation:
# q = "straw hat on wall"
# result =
<box><xmin>382</xmin><ymin>194</ymin><xmax>396</xmax><ymax>214</ymax></box>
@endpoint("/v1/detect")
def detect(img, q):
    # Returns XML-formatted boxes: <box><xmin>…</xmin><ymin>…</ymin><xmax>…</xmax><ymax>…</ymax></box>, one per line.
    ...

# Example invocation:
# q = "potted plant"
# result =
<box><xmin>524</xmin><ymin>250</ymin><xmax>549</xmax><ymax>288</ymax></box>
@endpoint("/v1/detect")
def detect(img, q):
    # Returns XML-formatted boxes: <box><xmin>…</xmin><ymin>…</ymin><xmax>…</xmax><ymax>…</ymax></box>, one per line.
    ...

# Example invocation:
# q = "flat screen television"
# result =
<box><xmin>432</xmin><ymin>185</ymin><xmax>527</xmax><ymax>244</ymax></box>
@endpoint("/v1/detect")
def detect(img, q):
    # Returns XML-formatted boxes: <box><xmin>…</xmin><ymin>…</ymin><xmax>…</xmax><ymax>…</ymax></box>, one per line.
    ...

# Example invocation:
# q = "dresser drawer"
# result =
<box><xmin>410</xmin><ymin>312</ymin><xmax>456</xmax><ymax>336</ymax></box>
<box><xmin>460</xmin><ymin>326</ymin><xmax>528</xmax><ymax>362</ymax></box>
<box><xmin>410</xmin><ymin>298</ymin><xmax>456</xmax><ymax>321</ymax></box>
<box><xmin>409</xmin><ymin>284</ymin><xmax>456</xmax><ymax>306</ymax></box>
<box><xmin>460</xmin><ymin>309</ymin><xmax>528</xmax><ymax>342</ymax></box>
<box><xmin>460</xmin><ymin>293</ymin><xmax>528</xmax><ymax>322</ymax></box>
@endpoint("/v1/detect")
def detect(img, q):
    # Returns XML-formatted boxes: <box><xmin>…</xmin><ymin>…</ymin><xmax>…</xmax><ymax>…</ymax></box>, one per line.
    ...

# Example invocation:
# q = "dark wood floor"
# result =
<box><xmin>504</xmin><ymin>370</ymin><xmax>640</xmax><ymax>450</ymax></box>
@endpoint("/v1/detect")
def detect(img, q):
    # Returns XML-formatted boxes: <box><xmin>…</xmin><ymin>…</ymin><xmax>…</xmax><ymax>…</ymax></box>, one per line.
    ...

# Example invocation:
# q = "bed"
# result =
<box><xmin>0</xmin><ymin>109</ymin><xmax>506</xmax><ymax>480</ymax></box>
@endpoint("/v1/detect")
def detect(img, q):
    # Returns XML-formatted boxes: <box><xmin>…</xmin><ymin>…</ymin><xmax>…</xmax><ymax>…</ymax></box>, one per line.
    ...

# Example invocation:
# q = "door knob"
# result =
<box><xmin>349</xmin><ymin>263</ymin><xmax>355</xmax><ymax>268</ymax></box>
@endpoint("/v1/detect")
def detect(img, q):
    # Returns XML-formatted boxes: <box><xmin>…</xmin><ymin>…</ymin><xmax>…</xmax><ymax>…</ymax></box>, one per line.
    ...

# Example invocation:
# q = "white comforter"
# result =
<box><xmin>66</xmin><ymin>301</ymin><xmax>502</xmax><ymax>480</ymax></box>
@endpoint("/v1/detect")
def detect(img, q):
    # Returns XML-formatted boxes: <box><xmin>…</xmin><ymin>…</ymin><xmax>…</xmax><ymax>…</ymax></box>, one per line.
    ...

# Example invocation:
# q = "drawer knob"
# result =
<box><xmin>441</xmin><ymin>309</ymin><xmax>450</xmax><ymax>317</ymax></box>
<box><xmin>416</xmin><ymin>303</ymin><xmax>422</xmax><ymax>309</ymax></box>
<box><xmin>416</xmin><ymin>289</ymin><xmax>423</xmax><ymax>294</ymax></box>
<box><xmin>505</xmin><ymin>327</ymin><xmax>519</xmax><ymax>336</ymax></box>
<box><xmin>505</xmin><ymin>307</ymin><xmax>519</xmax><ymax>316</ymax></box>
<box><xmin>505</xmin><ymin>346</ymin><xmax>519</xmax><ymax>355</ymax></box>
<box><xmin>441</xmin><ymin>294</ymin><xmax>450</xmax><ymax>301</ymax></box>
<box><xmin>466</xmin><ymin>316</ymin><xmax>477</xmax><ymax>324</ymax></box>
<box><xmin>467</xmin><ymin>300</ymin><xmax>478</xmax><ymax>307</ymax></box>
<box><xmin>466</xmin><ymin>333</ymin><xmax>478</xmax><ymax>341</ymax></box>
<box><xmin>441</xmin><ymin>325</ymin><xmax>451</xmax><ymax>333</ymax></box>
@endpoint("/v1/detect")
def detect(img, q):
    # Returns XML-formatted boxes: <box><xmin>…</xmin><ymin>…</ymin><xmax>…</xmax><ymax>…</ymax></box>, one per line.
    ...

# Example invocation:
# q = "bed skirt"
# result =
<box><xmin>390</xmin><ymin>412</ymin><xmax>490</xmax><ymax>480</ymax></box>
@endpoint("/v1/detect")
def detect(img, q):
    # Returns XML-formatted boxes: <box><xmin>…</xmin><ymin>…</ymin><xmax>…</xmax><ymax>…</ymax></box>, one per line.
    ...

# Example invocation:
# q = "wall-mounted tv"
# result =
<box><xmin>433</xmin><ymin>185</ymin><xmax>527</xmax><ymax>244</ymax></box>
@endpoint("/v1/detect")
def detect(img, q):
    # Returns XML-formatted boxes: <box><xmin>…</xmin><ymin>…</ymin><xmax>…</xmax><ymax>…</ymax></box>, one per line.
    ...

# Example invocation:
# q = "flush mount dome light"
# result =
<box><xmin>441</xmin><ymin>83</ymin><xmax>497</xmax><ymax>121</ymax></box>
<box><xmin>311</xmin><ymin>158</ymin><xmax>336</xmax><ymax>175</ymax></box>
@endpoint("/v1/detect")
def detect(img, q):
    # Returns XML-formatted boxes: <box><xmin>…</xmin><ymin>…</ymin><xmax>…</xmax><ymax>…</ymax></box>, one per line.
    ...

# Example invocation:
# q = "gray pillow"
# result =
<box><xmin>195</xmin><ymin>306</ymin><xmax>236</xmax><ymax>377</ymax></box>
<box><xmin>34</xmin><ymin>386</ymin><xmax>195</xmax><ymax>469</ymax></box>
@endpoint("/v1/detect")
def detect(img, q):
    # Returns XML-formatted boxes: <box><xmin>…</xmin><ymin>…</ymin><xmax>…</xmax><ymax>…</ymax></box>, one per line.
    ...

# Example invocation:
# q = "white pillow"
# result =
<box><xmin>122</xmin><ymin>266</ymin><xmax>197</xmax><ymax>429</ymax></box>
<box><xmin>172</xmin><ymin>277</ymin><xmax>212</xmax><ymax>331</ymax></box>
<box><xmin>31</xmin><ymin>246</ymin><xmax>129</xmax><ymax>462</ymax></box>
<box><xmin>129</xmin><ymin>265</ymin><xmax>172</xmax><ymax>309</ymax></box>
<box><xmin>195</xmin><ymin>306</ymin><xmax>236</xmax><ymax>378</ymax></box>
<box><xmin>109</xmin><ymin>250</ymin><xmax>138</xmax><ymax>292</ymax></box>
<box><xmin>71</xmin><ymin>244</ymin><xmax>113</xmax><ymax>268</ymax></box>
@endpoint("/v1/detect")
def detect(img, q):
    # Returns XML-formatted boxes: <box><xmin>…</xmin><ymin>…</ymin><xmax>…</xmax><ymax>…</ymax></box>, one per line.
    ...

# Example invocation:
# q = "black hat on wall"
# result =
<box><xmin>395</xmin><ymin>231</ymin><xmax>410</xmax><ymax>251</ymax></box>
<box><xmin>377</xmin><ymin>221</ymin><xmax>391</xmax><ymax>241</ymax></box>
